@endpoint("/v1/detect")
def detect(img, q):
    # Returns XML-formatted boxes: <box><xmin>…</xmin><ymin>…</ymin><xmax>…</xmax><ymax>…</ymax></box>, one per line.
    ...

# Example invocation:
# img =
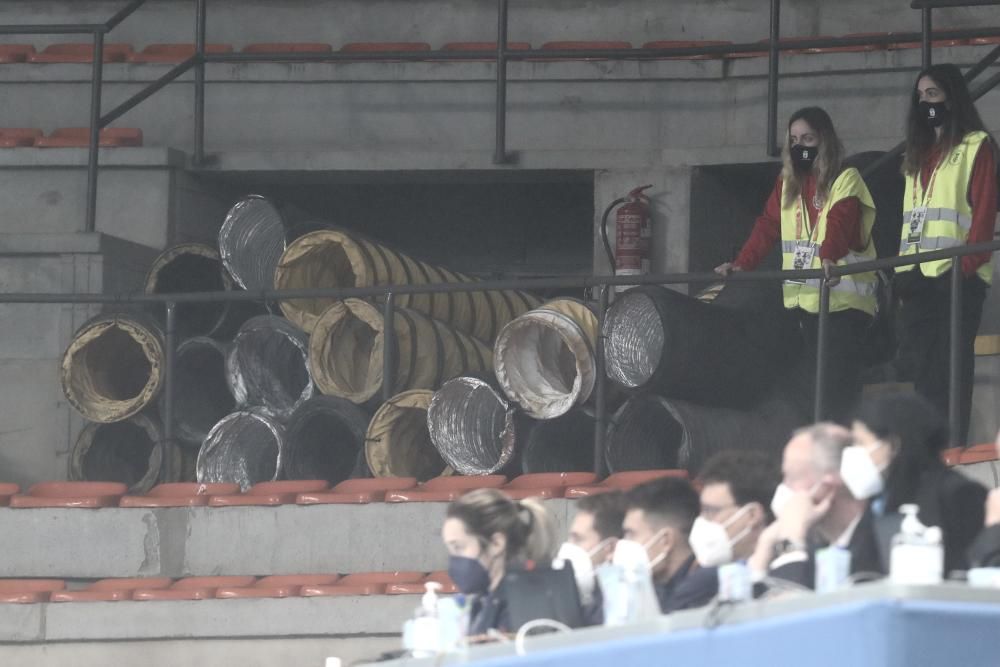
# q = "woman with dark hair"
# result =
<box><xmin>895</xmin><ymin>64</ymin><xmax>998</xmax><ymax>445</ymax></box>
<box><xmin>844</xmin><ymin>391</ymin><xmax>986</xmax><ymax>573</ymax></box>
<box><xmin>442</xmin><ymin>489</ymin><xmax>558</xmax><ymax>635</ymax></box>
<box><xmin>716</xmin><ymin>106</ymin><xmax>878</xmax><ymax>422</ymax></box>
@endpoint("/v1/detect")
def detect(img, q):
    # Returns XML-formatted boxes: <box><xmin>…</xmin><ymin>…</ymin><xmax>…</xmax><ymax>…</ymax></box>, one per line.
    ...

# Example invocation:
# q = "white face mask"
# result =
<box><xmin>840</xmin><ymin>444</ymin><xmax>885</xmax><ymax>500</ymax></box>
<box><xmin>642</xmin><ymin>528</ymin><xmax>670</xmax><ymax>570</ymax></box>
<box><xmin>689</xmin><ymin>505</ymin><xmax>754</xmax><ymax>568</ymax></box>
<box><xmin>555</xmin><ymin>542</ymin><xmax>597</xmax><ymax>604</ymax></box>
<box><xmin>612</xmin><ymin>538</ymin><xmax>651</xmax><ymax>571</ymax></box>
<box><xmin>770</xmin><ymin>480</ymin><xmax>824</xmax><ymax>518</ymax></box>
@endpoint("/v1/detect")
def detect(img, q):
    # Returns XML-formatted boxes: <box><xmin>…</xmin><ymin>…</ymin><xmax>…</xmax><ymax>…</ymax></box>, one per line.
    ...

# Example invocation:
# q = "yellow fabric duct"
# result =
<box><xmin>494</xmin><ymin>298</ymin><xmax>599</xmax><ymax>420</ymax></box>
<box><xmin>308</xmin><ymin>298</ymin><xmax>492</xmax><ymax>405</ymax></box>
<box><xmin>274</xmin><ymin>229</ymin><xmax>540</xmax><ymax>340</ymax></box>
<box><xmin>61</xmin><ymin>313</ymin><xmax>164</xmax><ymax>424</ymax></box>
<box><xmin>365</xmin><ymin>389</ymin><xmax>451</xmax><ymax>481</ymax></box>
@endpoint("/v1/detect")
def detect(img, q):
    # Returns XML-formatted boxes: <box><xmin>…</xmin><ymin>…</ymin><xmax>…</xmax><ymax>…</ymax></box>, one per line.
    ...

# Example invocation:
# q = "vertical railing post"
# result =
<box><xmin>922</xmin><ymin>7</ymin><xmax>933</xmax><ymax>70</ymax></box>
<box><xmin>163</xmin><ymin>301</ymin><xmax>177</xmax><ymax>449</ymax></box>
<box><xmin>814</xmin><ymin>277</ymin><xmax>831</xmax><ymax>422</ymax></box>
<box><xmin>949</xmin><ymin>265</ymin><xmax>963</xmax><ymax>445</ymax></box>
<box><xmin>194</xmin><ymin>0</ymin><xmax>207</xmax><ymax>164</ymax></box>
<box><xmin>593</xmin><ymin>284</ymin><xmax>610</xmax><ymax>478</ymax></box>
<box><xmin>766</xmin><ymin>0</ymin><xmax>781</xmax><ymax>157</ymax></box>
<box><xmin>382</xmin><ymin>292</ymin><xmax>397</xmax><ymax>402</ymax></box>
<box><xmin>493</xmin><ymin>0</ymin><xmax>510</xmax><ymax>164</ymax></box>
<box><xmin>84</xmin><ymin>30</ymin><xmax>105</xmax><ymax>233</ymax></box>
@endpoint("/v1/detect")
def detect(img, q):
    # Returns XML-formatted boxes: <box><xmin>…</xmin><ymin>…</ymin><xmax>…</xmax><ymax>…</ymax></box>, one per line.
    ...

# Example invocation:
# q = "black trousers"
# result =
<box><xmin>895</xmin><ymin>270</ymin><xmax>988</xmax><ymax>445</ymax></box>
<box><xmin>784</xmin><ymin>307</ymin><xmax>872</xmax><ymax>425</ymax></box>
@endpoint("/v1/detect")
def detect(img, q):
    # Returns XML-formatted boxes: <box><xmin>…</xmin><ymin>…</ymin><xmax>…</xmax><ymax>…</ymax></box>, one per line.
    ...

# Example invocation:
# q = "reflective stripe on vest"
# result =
<box><xmin>780</xmin><ymin>167</ymin><xmax>878</xmax><ymax>316</ymax></box>
<box><xmin>898</xmin><ymin>131</ymin><xmax>993</xmax><ymax>284</ymax></box>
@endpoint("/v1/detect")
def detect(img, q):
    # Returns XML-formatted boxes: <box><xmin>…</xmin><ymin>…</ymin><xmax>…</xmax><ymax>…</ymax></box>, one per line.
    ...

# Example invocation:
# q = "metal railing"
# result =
<box><xmin>2</xmin><ymin>241</ymin><xmax>998</xmax><ymax>476</ymax></box>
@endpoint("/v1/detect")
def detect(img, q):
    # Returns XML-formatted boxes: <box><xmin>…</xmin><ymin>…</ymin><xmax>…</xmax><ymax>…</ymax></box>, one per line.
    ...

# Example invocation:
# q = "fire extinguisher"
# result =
<box><xmin>601</xmin><ymin>185</ymin><xmax>653</xmax><ymax>282</ymax></box>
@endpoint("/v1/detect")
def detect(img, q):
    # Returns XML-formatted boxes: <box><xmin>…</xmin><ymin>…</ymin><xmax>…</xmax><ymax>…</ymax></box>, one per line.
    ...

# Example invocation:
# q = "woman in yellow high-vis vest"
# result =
<box><xmin>716</xmin><ymin>107</ymin><xmax>877</xmax><ymax>423</ymax></box>
<box><xmin>895</xmin><ymin>64</ymin><xmax>998</xmax><ymax>446</ymax></box>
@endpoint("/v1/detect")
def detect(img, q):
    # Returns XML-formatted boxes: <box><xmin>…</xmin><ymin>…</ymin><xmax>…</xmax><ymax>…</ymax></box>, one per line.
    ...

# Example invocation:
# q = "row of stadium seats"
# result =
<box><xmin>0</xmin><ymin>33</ymin><xmax>996</xmax><ymax>64</ymax></box>
<box><xmin>0</xmin><ymin>571</ymin><xmax>456</xmax><ymax>604</ymax></box>
<box><xmin>0</xmin><ymin>470</ymin><xmax>689</xmax><ymax>508</ymax></box>
<box><xmin>0</xmin><ymin>127</ymin><xmax>142</xmax><ymax>148</ymax></box>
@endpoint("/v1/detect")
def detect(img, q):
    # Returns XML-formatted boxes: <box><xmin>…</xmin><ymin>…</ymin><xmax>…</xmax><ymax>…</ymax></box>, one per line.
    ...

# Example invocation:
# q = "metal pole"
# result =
<box><xmin>766</xmin><ymin>0</ymin><xmax>781</xmax><ymax>157</ymax></box>
<box><xmin>949</xmin><ymin>266</ymin><xmax>963</xmax><ymax>445</ymax></box>
<box><xmin>382</xmin><ymin>292</ymin><xmax>397</xmax><ymax>402</ymax></box>
<box><xmin>814</xmin><ymin>279</ymin><xmax>831</xmax><ymax>421</ymax></box>
<box><xmin>194</xmin><ymin>0</ymin><xmax>207</xmax><ymax>165</ymax></box>
<box><xmin>84</xmin><ymin>30</ymin><xmax>105</xmax><ymax>233</ymax></box>
<box><xmin>922</xmin><ymin>7</ymin><xmax>933</xmax><ymax>69</ymax></box>
<box><xmin>163</xmin><ymin>301</ymin><xmax>177</xmax><ymax>448</ymax></box>
<box><xmin>493</xmin><ymin>0</ymin><xmax>509</xmax><ymax>165</ymax></box>
<box><xmin>593</xmin><ymin>285</ymin><xmax>610</xmax><ymax>478</ymax></box>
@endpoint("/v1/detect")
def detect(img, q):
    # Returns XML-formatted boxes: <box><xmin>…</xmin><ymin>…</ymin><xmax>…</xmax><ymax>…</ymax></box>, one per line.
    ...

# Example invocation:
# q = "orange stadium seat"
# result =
<box><xmin>50</xmin><ymin>577</ymin><xmax>172</xmax><ymax>602</ymax></box>
<box><xmin>502</xmin><ymin>472</ymin><xmax>598</xmax><ymax>500</ymax></box>
<box><xmin>216</xmin><ymin>585</ymin><xmax>299</xmax><ymax>599</ymax></box>
<box><xmin>301</xmin><ymin>583</ymin><xmax>385</xmax><ymax>597</ymax></box>
<box><xmin>0</xmin><ymin>579</ymin><xmax>65</xmax><ymax>603</ymax></box>
<box><xmin>120</xmin><ymin>482</ymin><xmax>241</xmax><ymax>508</ymax></box>
<box><xmin>10</xmin><ymin>481</ymin><xmax>127</xmax><ymax>508</ymax></box>
<box><xmin>956</xmin><ymin>443</ymin><xmax>999</xmax><ymax>465</ymax></box>
<box><xmin>441</xmin><ymin>42</ymin><xmax>532</xmax><ymax>61</ymax></box>
<box><xmin>970</xmin><ymin>35</ymin><xmax>1000</xmax><ymax>45</ymax></box>
<box><xmin>385</xmin><ymin>475</ymin><xmax>507</xmax><ymax>502</ymax></box>
<box><xmin>0</xmin><ymin>128</ymin><xmax>42</xmax><ymax>147</ymax></box>
<box><xmin>127</xmin><ymin>43</ymin><xmax>234</xmax><ymax>63</ymax></box>
<box><xmin>340</xmin><ymin>571</ymin><xmax>425</xmax><ymax>586</ymax></box>
<box><xmin>255</xmin><ymin>574</ymin><xmax>341</xmax><ymax>588</ymax></box>
<box><xmin>35</xmin><ymin>127</ymin><xmax>143</xmax><ymax>148</ymax></box>
<box><xmin>640</xmin><ymin>40</ymin><xmax>733</xmax><ymax>60</ymax></box>
<box><xmin>340</xmin><ymin>42</ymin><xmax>431</xmax><ymax>61</ymax></box>
<box><xmin>566</xmin><ymin>470</ymin><xmax>690</xmax><ymax>498</ymax></box>
<box><xmin>0</xmin><ymin>483</ymin><xmax>20</xmax><ymax>506</ymax></box>
<box><xmin>387</xmin><ymin>571</ymin><xmax>458</xmax><ymax>595</ymax></box>
<box><xmin>134</xmin><ymin>576</ymin><xmax>256</xmax><ymax>601</ymax></box>
<box><xmin>0</xmin><ymin>45</ymin><xmax>35</xmax><ymax>63</ymax></box>
<box><xmin>242</xmin><ymin>43</ymin><xmax>333</xmax><ymax>54</ymax></box>
<box><xmin>29</xmin><ymin>43</ymin><xmax>133</xmax><ymax>63</ymax></box>
<box><xmin>209</xmin><ymin>480</ymin><xmax>329</xmax><ymax>507</ymax></box>
<box><xmin>297</xmin><ymin>477</ymin><xmax>417</xmax><ymax>504</ymax></box>
<box><xmin>538</xmin><ymin>40</ymin><xmax>632</xmax><ymax>61</ymax></box>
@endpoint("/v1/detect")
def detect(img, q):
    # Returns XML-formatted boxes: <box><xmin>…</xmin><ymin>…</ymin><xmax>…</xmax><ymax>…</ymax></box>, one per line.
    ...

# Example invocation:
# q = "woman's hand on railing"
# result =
<box><xmin>714</xmin><ymin>262</ymin><xmax>743</xmax><ymax>277</ymax></box>
<box><xmin>821</xmin><ymin>258</ymin><xmax>840</xmax><ymax>287</ymax></box>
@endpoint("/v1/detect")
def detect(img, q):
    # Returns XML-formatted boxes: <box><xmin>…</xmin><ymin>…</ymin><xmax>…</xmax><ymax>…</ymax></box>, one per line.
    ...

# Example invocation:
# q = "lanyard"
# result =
<box><xmin>912</xmin><ymin>149</ymin><xmax>946</xmax><ymax>210</ymax></box>
<box><xmin>794</xmin><ymin>195</ymin><xmax>822</xmax><ymax>244</ymax></box>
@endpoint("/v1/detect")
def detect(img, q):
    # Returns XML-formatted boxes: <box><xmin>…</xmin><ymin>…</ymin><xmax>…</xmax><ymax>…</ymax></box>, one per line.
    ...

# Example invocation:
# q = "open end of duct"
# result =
<box><xmin>73</xmin><ymin>419</ymin><xmax>161</xmax><ymax>493</ymax></box>
<box><xmin>605</xmin><ymin>396</ymin><xmax>686</xmax><ymax>473</ymax></box>
<box><xmin>64</xmin><ymin>322</ymin><xmax>160</xmax><ymax>423</ymax></box>
<box><xmin>173</xmin><ymin>339</ymin><xmax>235</xmax><ymax>442</ymax></box>
<box><xmin>230</xmin><ymin>318</ymin><xmax>313</xmax><ymax>418</ymax></box>
<box><xmin>146</xmin><ymin>246</ymin><xmax>232</xmax><ymax>338</ymax></box>
<box><xmin>198</xmin><ymin>412</ymin><xmax>283</xmax><ymax>491</ymax></box>
<box><xmin>366</xmin><ymin>392</ymin><xmax>446</xmax><ymax>481</ymax></box>
<box><xmin>522</xmin><ymin>409</ymin><xmax>597</xmax><ymax>473</ymax></box>
<box><xmin>285</xmin><ymin>411</ymin><xmax>362</xmax><ymax>484</ymax></box>
<box><xmin>309</xmin><ymin>301</ymin><xmax>382</xmax><ymax>404</ymax></box>
<box><xmin>428</xmin><ymin>377</ymin><xmax>515</xmax><ymax>476</ymax></box>
<box><xmin>604</xmin><ymin>291</ymin><xmax>665</xmax><ymax>389</ymax></box>
<box><xmin>275</xmin><ymin>231</ymin><xmax>366</xmax><ymax>333</ymax></box>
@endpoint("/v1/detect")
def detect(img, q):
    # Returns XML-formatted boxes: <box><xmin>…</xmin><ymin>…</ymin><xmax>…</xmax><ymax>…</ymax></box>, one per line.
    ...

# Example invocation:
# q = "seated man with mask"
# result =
<box><xmin>749</xmin><ymin>422</ymin><xmax>883</xmax><ymax>587</ymax></box>
<box><xmin>690</xmin><ymin>450</ymin><xmax>779</xmax><ymax>571</ymax></box>
<box><xmin>622</xmin><ymin>477</ymin><xmax>716</xmax><ymax>612</ymax></box>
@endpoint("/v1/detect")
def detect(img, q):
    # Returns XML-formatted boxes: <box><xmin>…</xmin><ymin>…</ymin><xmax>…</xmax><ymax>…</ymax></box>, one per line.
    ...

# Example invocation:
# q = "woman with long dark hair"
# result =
<box><xmin>895</xmin><ymin>64</ymin><xmax>998</xmax><ymax>445</ymax></box>
<box><xmin>716</xmin><ymin>106</ymin><xmax>878</xmax><ymax>422</ymax></box>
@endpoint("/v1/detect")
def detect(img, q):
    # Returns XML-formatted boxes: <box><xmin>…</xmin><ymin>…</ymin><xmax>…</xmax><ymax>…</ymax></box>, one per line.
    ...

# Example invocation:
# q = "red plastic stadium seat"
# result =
<box><xmin>538</xmin><ymin>40</ymin><xmax>632</xmax><ymax>61</ymax></box>
<box><xmin>10</xmin><ymin>482</ymin><xmax>127</xmax><ymax>508</ymax></box>
<box><xmin>120</xmin><ymin>482</ymin><xmax>241</xmax><ymax>508</ymax></box>
<box><xmin>340</xmin><ymin>42</ymin><xmax>431</xmax><ymax>61</ymax></box>
<box><xmin>640</xmin><ymin>40</ymin><xmax>733</xmax><ymax>60</ymax></box>
<box><xmin>441</xmin><ymin>42</ymin><xmax>531</xmax><ymax>61</ymax></box>
<box><xmin>0</xmin><ymin>128</ymin><xmax>42</xmax><ymax>147</ymax></box>
<box><xmin>29</xmin><ymin>43</ymin><xmax>133</xmax><ymax>63</ymax></box>
<box><xmin>565</xmin><ymin>470</ymin><xmax>689</xmax><ymax>498</ymax></box>
<box><xmin>50</xmin><ymin>576</ymin><xmax>172</xmax><ymax>602</ymax></box>
<box><xmin>209</xmin><ymin>480</ymin><xmax>329</xmax><ymax>507</ymax></box>
<box><xmin>941</xmin><ymin>447</ymin><xmax>963</xmax><ymax>466</ymax></box>
<box><xmin>216</xmin><ymin>585</ymin><xmax>299</xmax><ymax>599</ymax></box>
<box><xmin>301</xmin><ymin>583</ymin><xmax>385</xmax><ymax>597</ymax></box>
<box><xmin>127</xmin><ymin>43</ymin><xmax>234</xmax><ymax>63</ymax></box>
<box><xmin>0</xmin><ymin>579</ymin><xmax>65</xmax><ymax>603</ymax></box>
<box><xmin>385</xmin><ymin>475</ymin><xmax>507</xmax><ymax>502</ymax></box>
<box><xmin>243</xmin><ymin>42</ymin><xmax>333</xmax><ymax>54</ymax></box>
<box><xmin>0</xmin><ymin>44</ymin><xmax>35</xmax><ymax>63</ymax></box>
<box><xmin>174</xmin><ymin>576</ymin><xmax>257</xmax><ymax>589</ymax></box>
<box><xmin>35</xmin><ymin>127</ymin><xmax>143</xmax><ymax>148</ymax></box>
<box><xmin>297</xmin><ymin>477</ymin><xmax>418</xmax><ymax>505</ymax></box>
<box><xmin>970</xmin><ymin>35</ymin><xmax>1000</xmax><ymax>46</ymax></box>
<box><xmin>957</xmin><ymin>443</ymin><xmax>999</xmax><ymax>465</ymax></box>
<box><xmin>387</xmin><ymin>571</ymin><xmax>458</xmax><ymax>595</ymax></box>
<box><xmin>841</xmin><ymin>31</ymin><xmax>965</xmax><ymax>51</ymax></box>
<box><xmin>502</xmin><ymin>472</ymin><xmax>598</xmax><ymax>499</ymax></box>
<box><xmin>0</xmin><ymin>483</ymin><xmax>20</xmax><ymax>506</ymax></box>
<box><xmin>135</xmin><ymin>576</ymin><xmax>256</xmax><ymax>601</ymax></box>
<box><xmin>340</xmin><ymin>571</ymin><xmax>425</xmax><ymax>586</ymax></box>
<box><xmin>255</xmin><ymin>574</ymin><xmax>340</xmax><ymax>588</ymax></box>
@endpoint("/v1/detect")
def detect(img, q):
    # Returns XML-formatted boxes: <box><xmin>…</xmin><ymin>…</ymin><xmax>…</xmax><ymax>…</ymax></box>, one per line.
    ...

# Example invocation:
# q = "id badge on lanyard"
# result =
<box><xmin>907</xmin><ymin>206</ymin><xmax>927</xmax><ymax>245</ymax></box>
<box><xmin>787</xmin><ymin>198</ymin><xmax>817</xmax><ymax>285</ymax></box>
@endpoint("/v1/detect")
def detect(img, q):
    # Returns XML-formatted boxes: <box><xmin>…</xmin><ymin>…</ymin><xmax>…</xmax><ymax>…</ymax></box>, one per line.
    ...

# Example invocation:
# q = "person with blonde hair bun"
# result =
<box><xmin>442</xmin><ymin>489</ymin><xmax>558</xmax><ymax>634</ymax></box>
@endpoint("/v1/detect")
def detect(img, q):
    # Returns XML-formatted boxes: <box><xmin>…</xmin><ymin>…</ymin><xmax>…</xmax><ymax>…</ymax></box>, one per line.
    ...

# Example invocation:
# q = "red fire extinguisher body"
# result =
<box><xmin>614</xmin><ymin>185</ymin><xmax>653</xmax><ymax>278</ymax></box>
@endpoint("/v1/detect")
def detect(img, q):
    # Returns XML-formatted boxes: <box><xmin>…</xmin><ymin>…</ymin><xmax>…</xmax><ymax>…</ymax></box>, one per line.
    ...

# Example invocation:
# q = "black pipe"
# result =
<box><xmin>101</xmin><ymin>58</ymin><xmax>198</xmax><ymax>127</ymax></box>
<box><xmin>164</xmin><ymin>302</ymin><xmax>177</xmax><ymax>448</ymax></box>
<box><xmin>600</xmin><ymin>197</ymin><xmax>626</xmax><ymax>274</ymax></box>
<box><xmin>964</xmin><ymin>44</ymin><xmax>1000</xmax><ymax>82</ymax></box>
<box><xmin>971</xmin><ymin>68</ymin><xmax>1000</xmax><ymax>99</ymax></box>
<box><xmin>950</xmin><ymin>266</ymin><xmax>963</xmax><ymax>445</ymax></box>
<box><xmin>382</xmin><ymin>292</ymin><xmax>396</xmax><ymax>403</ymax></box>
<box><xmin>593</xmin><ymin>285</ymin><xmax>610</xmax><ymax>478</ymax></box>
<box><xmin>105</xmin><ymin>0</ymin><xmax>149</xmax><ymax>31</ymax></box>
<box><xmin>194</xmin><ymin>0</ymin><xmax>207</xmax><ymax>165</ymax></box>
<box><xmin>922</xmin><ymin>8</ymin><xmax>933</xmax><ymax>70</ymax></box>
<box><xmin>814</xmin><ymin>280</ymin><xmax>831</xmax><ymax>421</ymax></box>
<box><xmin>767</xmin><ymin>0</ymin><xmax>781</xmax><ymax>157</ymax></box>
<box><xmin>84</xmin><ymin>31</ymin><xmax>104</xmax><ymax>234</ymax></box>
<box><xmin>493</xmin><ymin>0</ymin><xmax>509</xmax><ymax>165</ymax></box>
<box><xmin>912</xmin><ymin>0</ymin><xmax>1000</xmax><ymax>7</ymax></box>
<box><xmin>0</xmin><ymin>25</ymin><xmax>107</xmax><ymax>35</ymax></box>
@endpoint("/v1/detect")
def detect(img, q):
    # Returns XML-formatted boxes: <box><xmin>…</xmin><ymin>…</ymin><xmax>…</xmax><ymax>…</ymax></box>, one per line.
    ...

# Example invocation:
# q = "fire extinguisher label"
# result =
<box><xmin>616</xmin><ymin>213</ymin><xmax>644</xmax><ymax>251</ymax></box>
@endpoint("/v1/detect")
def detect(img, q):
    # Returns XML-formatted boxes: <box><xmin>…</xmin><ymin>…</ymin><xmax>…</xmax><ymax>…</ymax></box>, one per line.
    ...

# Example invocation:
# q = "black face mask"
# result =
<box><xmin>918</xmin><ymin>101</ymin><xmax>949</xmax><ymax>128</ymax></box>
<box><xmin>791</xmin><ymin>144</ymin><xmax>818</xmax><ymax>169</ymax></box>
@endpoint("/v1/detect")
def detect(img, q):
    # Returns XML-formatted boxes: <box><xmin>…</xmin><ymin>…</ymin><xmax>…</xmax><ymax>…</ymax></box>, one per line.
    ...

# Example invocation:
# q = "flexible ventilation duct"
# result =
<box><xmin>309</xmin><ymin>299</ymin><xmax>492</xmax><ymax>405</ymax></box>
<box><xmin>603</xmin><ymin>286</ymin><xmax>784</xmax><ymax>407</ymax></box>
<box><xmin>605</xmin><ymin>394</ymin><xmax>803</xmax><ymax>475</ymax></box>
<box><xmin>494</xmin><ymin>298</ymin><xmax>598</xmax><ymax>420</ymax></box>
<box><xmin>274</xmin><ymin>229</ymin><xmax>539</xmax><ymax>339</ymax></box>
<box><xmin>227</xmin><ymin>315</ymin><xmax>315</xmax><ymax>419</ymax></box>
<box><xmin>284</xmin><ymin>395</ymin><xmax>371</xmax><ymax>485</ymax></box>
<box><xmin>365</xmin><ymin>390</ymin><xmax>449</xmax><ymax>481</ymax></box>
<box><xmin>427</xmin><ymin>376</ymin><xmax>519</xmax><ymax>476</ymax></box>
<box><xmin>218</xmin><ymin>195</ymin><xmax>288</xmax><ymax>292</ymax></box>
<box><xmin>69</xmin><ymin>413</ymin><xmax>178</xmax><ymax>493</ymax></box>
<box><xmin>197</xmin><ymin>411</ymin><xmax>285</xmax><ymax>490</ymax></box>
<box><xmin>61</xmin><ymin>312</ymin><xmax>164</xmax><ymax>423</ymax></box>
<box><xmin>521</xmin><ymin>408</ymin><xmax>597</xmax><ymax>473</ymax></box>
<box><xmin>164</xmin><ymin>337</ymin><xmax>236</xmax><ymax>444</ymax></box>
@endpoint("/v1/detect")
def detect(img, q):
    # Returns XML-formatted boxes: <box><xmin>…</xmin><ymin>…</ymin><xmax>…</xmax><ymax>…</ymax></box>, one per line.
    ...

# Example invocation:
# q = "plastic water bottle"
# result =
<box><xmin>889</xmin><ymin>504</ymin><xmax>944</xmax><ymax>585</ymax></box>
<box><xmin>402</xmin><ymin>582</ymin><xmax>442</xmax><ymax>657</ymax></box>
<box><xmin>815</xmin><ymin>546</ymin><xmax>852</xmax><ymax>594</ymax></box>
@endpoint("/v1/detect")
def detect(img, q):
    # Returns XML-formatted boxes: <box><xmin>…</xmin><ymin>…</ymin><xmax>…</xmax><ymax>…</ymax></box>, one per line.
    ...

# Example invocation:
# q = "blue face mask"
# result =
<box><xmin>448</xmin><ymin>555</ymin><xmax>491</xmax><ymax>595</ymax></box>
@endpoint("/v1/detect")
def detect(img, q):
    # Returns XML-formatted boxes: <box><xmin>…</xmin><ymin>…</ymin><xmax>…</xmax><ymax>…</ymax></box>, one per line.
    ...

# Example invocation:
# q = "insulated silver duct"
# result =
<box><xmin>227</xmin><ymin>315</ymin><xmax>315</xmax><ymax>419</ymax></box>
<box><xmin>197</xmin><ymin>411</ymin><xmax>285</xmax><ymax>490</ymax></box>
<box><xmin>603</xmin><ymin>290</ymin><xmax>664</xmax><ymax>389</ymax></box>
<box><xmin>218</xmin><ymin>195</ymin><xmax>288</xmax><ymax>292</ymax></box>
<box><xmin>427</xmin><ymin>377</ymin><xmax>518</xmax><ymax>476</ymax></box>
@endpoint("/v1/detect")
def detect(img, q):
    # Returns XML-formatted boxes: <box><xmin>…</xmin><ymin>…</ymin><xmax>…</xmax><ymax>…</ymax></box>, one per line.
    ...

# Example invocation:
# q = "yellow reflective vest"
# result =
<box><xmin>898</xmin><ymin>130</ymin><xmax>992</xmax><ymax>284</ymax></box>
<box><xmin>780</xmin><ymin>167</ymin><xmax>878</xmax><ymax>316</ymax></box>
